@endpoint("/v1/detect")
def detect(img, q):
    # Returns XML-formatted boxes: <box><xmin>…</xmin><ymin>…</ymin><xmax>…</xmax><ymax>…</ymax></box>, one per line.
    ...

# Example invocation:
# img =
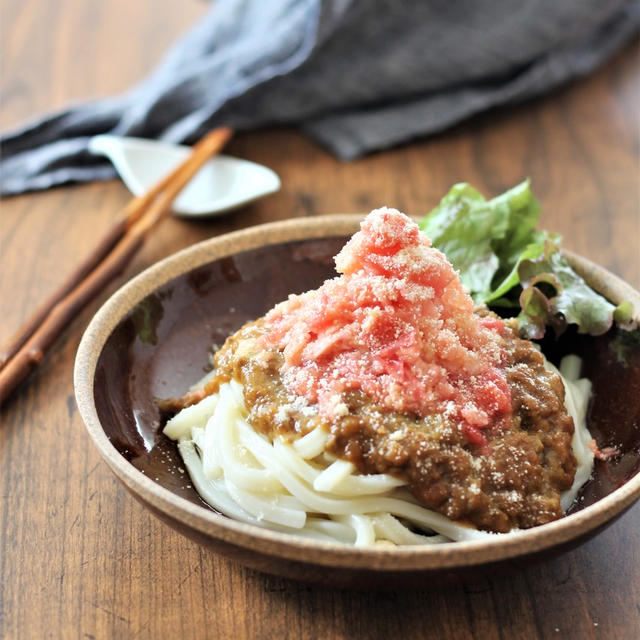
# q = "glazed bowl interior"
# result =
<box><xmin>75</xmin><ymin>215</ymin><xmax>640</xmax><ymax>586</ymax></box>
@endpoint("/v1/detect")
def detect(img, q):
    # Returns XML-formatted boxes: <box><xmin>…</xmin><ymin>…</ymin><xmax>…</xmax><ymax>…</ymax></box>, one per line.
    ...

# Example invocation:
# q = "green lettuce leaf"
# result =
<box><xmin>517</xmin><ymin>237</ymin><xmax>630</xmax><ymax>339</ymax></box>
<box><xmin>419</xmin><ymin>183</ymin><xmax>500</xmax><ymax>301</ymax></box>
<box><xmin>420</xmin><ymin>179</ymin><xmax>542</xmax><ymax>303</ymax></box>
<box><xmin>420</xmin><ymin>180</ymin><xmax>636</xmax><ymax>337</ymax></box>
<box><xmin>484</xmin><ymin>232</ymin><xmax>549</xmax><ymax>303</ymax></box>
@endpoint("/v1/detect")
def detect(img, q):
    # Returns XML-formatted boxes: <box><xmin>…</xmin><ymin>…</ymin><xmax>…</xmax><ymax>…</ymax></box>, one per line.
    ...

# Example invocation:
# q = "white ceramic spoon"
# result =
<box><xmin>88</xmin><ymin>134</ymin><xmax>281</xmax><ymax>217</ymax></box>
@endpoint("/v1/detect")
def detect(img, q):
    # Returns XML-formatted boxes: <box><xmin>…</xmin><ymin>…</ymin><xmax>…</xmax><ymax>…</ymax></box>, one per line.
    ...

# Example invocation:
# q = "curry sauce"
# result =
<box><xmin>208</xmin><ymin>316</ymin><xmax>576</xmax><ymax>534</ymax></box>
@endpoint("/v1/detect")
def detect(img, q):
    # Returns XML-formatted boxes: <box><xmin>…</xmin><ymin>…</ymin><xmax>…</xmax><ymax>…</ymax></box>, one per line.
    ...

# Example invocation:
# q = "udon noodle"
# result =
<box><xmin>163</xmin><ymin>355</ymin><xmax>593</xmax><ymax>546</ymax></box>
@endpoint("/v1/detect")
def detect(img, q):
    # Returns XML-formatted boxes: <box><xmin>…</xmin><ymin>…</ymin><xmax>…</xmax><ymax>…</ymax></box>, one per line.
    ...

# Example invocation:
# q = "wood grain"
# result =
<box><xmin>1</xmin><ymin>2</ymin><xmax>639</xmax><ymax>638</ymax></box>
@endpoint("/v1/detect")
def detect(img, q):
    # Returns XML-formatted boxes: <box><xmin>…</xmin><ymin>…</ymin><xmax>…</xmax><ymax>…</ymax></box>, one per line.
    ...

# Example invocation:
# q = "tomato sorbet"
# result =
<box><xmin>262</xmin><ymin>209</ymin><xmax>511</xmax><ymax>442</ymax></box>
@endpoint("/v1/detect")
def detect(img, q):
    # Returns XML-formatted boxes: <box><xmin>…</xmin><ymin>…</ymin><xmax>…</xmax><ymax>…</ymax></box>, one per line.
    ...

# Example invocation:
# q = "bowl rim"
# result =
<box><xmin>74</xmin><ymin>214</ymin><xmax>640</xmax><ymax>571</ymax></box>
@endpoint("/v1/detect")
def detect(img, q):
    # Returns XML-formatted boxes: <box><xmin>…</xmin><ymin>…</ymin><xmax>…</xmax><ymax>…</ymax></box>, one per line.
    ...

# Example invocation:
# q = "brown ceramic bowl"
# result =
<box><xmin>74</xmin><ymin>215</ymin><xmax>640</xmax><ymax>589</ymax></box>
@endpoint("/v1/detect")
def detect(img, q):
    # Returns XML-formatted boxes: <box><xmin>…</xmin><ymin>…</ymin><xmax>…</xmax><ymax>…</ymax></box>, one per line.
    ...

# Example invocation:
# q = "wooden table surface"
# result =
<box><xmin>1</xmin><ymin>2</ymin><xmax>639</xmax><ymax>638</ymax></box>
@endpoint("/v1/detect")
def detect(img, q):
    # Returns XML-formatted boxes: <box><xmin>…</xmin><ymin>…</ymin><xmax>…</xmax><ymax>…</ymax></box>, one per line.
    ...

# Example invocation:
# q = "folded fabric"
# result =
<box><xmin>1</xmin><ymin>0</ymin><xmax>638</xmax><ymax>196</ymax></box>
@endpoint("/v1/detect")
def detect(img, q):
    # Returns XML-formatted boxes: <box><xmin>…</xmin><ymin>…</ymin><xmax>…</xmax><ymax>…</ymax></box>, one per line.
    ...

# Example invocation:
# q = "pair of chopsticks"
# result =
<box><xmin>0</xmin><ymin>127</ymin><xmax>234</xmax><ymax>405</ymax></box>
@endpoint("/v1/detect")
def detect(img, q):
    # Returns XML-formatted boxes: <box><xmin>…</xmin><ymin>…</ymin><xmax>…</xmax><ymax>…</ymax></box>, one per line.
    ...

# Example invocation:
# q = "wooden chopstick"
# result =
<box><xmin>0</xmin><ymin>127</ymin><xmax>233</xmax><ymax>405</ymax></box>
<box><xmin>1</xmin><ymin>154</ymin><xmax>173</xmax><ymax>370</ymax></box>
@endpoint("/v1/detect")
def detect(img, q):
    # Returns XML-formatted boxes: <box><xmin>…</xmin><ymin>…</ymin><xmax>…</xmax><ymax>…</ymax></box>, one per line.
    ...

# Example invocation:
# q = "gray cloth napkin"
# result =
<box><xmin>1</xmin><ymin>0</ymin><xmax>638</xmax><ymax>196</ymax></box>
